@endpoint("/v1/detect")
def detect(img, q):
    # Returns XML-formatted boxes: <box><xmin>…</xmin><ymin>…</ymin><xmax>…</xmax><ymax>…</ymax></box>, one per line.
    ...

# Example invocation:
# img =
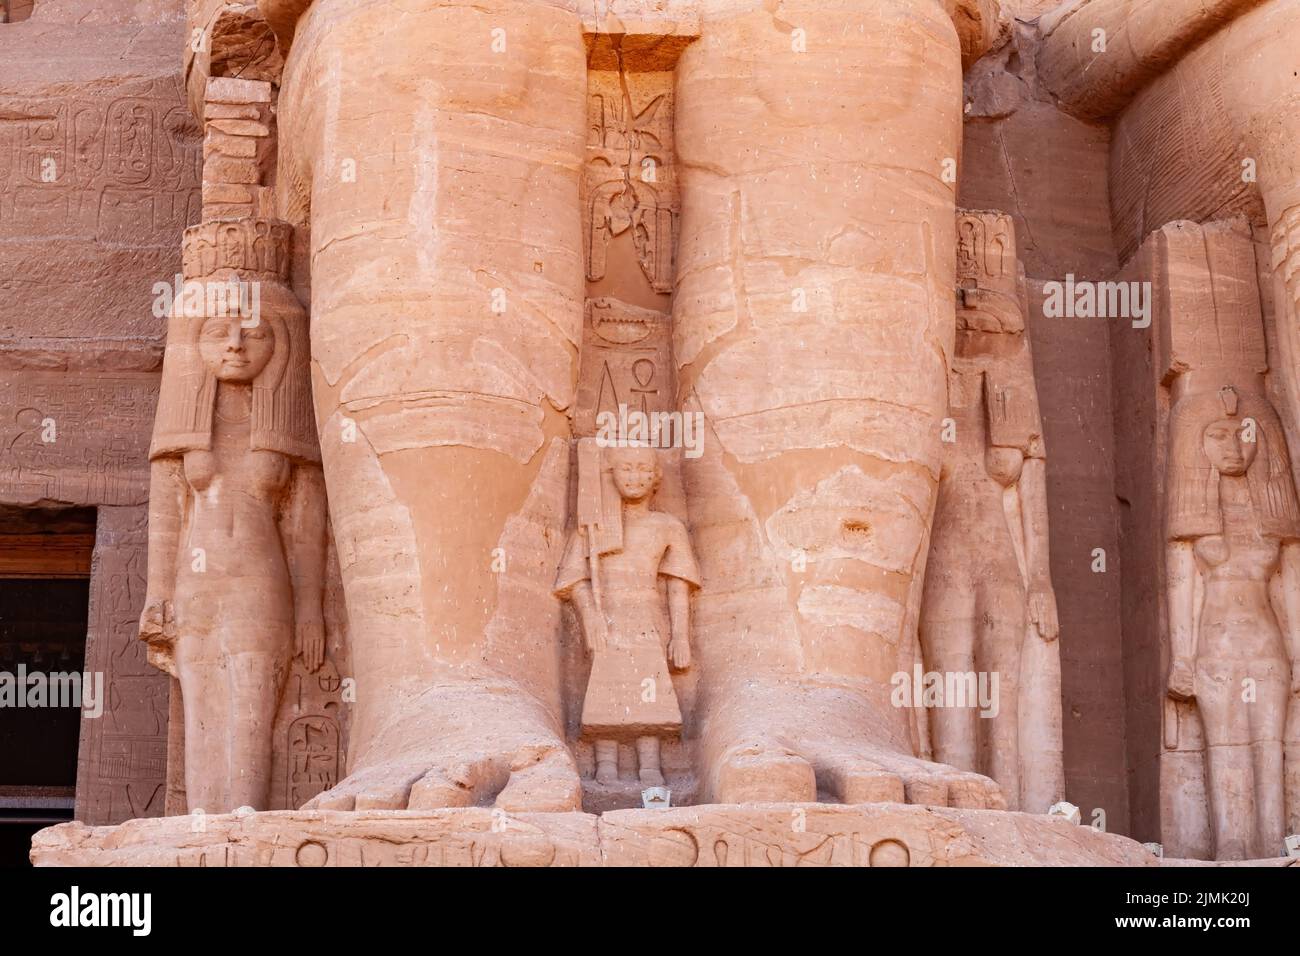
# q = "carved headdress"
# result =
<box><xmin>1166</xmin><ymin>385</ymin><xmax>1300</xmax><ymax>541</ymax></box>
<box><xmin>149</xmin><ymin>218</ymin><xmax>319</xmax><ymax>463</ymax></box>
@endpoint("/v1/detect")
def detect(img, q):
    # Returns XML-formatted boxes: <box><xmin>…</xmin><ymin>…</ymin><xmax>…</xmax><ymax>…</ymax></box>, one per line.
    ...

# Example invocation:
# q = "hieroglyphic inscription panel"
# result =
<box><xmin>74</xmin><ymin>505</ymin><xmax>170</xmax><ymax>825</ymax></box>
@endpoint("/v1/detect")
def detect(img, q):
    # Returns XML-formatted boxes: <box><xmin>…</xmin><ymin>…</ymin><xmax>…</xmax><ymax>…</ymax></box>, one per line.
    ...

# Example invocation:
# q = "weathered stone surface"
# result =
<box><xmin>73</xmin><ymin>506</ymin><xmax>169</xmax><ymax>825</ymax></box>
<box><xmin>1</xmin><ymin>3</ymin><xmax>196</xmax><ymax>830</ymax></box>
<box><xmin>31</xmin><ymin>803</ymin><xmax>1179</xmax><ymax>867</ymax></box>
<box><xmin>1037</xmin><ymin>0</ymin><xmax>1267</xmax><ymax>120</ymax></box>
<box><xmin>6</xmin><ymin>0</ymin><xmax>1300</xmax><ymax>870</ymax></box>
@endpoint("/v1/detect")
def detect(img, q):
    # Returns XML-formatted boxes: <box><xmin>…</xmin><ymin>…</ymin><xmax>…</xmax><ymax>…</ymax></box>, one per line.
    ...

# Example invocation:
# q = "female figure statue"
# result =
<box><xmin>1166</xmin><ymin>383</ymin><xmax>1300</xmax><ymax>859</ymax></box>
<box><xmin>139</xmin><ymin>220</ymin><xmax>326</xmax><ymax>813</ymax></box>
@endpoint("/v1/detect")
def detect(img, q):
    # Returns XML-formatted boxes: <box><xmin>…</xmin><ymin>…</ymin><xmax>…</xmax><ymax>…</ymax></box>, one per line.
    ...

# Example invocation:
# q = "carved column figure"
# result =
<box><xmin>920</xmin><ymin>210</ymin><xmax>1063</xmax><ymax>812</ymax></box>
<box><xmin>554</xmin><ymin>441</ymin><xmax>700</xmax><ymax>788</ymax></box>
<box><xmin>1121</xmin><ymin>219</ymin><xmax>1300</xmax><ymax>860</ymax></box>
<box><xmin>140</xmin><ymin>217</ymin><xmax>327</xmax><ymax>814</ymax></box>
<box><xmin>1165</xmin><ymin>382</ymin><xmax>1300</xmax><ymax>859</ymax></box>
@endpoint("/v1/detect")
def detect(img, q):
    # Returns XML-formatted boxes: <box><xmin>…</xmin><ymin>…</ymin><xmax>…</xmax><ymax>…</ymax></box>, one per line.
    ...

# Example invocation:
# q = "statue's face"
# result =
<box><xmin>1202</xmin><ymin>418</ymin><xmax>1257</xmax><ymax>477</ymax></box>
<box><xmin>609</xmin><ymin>447</ymin><xmax>659</xmax><ymax>502</ymax></box>
<box><xmin>198</xmin><ymin>316</ymin><xmax>274</xmax><ymax>383</ymax></box>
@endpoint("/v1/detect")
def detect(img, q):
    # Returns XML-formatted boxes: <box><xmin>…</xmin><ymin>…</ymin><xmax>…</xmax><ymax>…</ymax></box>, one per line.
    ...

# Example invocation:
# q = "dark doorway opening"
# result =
<box><xmin>0</xmin><ymin>506</ymin><xmax>95</xmax><ymax>867</ymax></box>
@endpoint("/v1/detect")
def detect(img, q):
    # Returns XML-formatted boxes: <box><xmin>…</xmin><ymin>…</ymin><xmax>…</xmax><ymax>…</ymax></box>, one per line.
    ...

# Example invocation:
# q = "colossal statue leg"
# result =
<box><xmin>275</xmin><ymin>0</ymin><xmax>586</xmax><ymax>811</ymax></box>
<box><xmin>674</xmin><ymin>0</ymin><xmax>1002</xmax><ymax>807</ymax></box>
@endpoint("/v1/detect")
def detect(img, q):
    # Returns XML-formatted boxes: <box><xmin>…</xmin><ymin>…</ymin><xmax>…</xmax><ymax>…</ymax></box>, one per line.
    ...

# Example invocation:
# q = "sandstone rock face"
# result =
<box><xmin>5</xmin><ymin>0</ymin><xmax>1300</xmax><ymax>868</ymax></box>
<box><xmin>1</xmin><ymin>0</ymin><xmax>199</xmax><ymax>827</ymax></box>
<box><xmin>30</xmin><ymin>803</ymin><xmax>1167</xmax><ymax>867</ymax></box>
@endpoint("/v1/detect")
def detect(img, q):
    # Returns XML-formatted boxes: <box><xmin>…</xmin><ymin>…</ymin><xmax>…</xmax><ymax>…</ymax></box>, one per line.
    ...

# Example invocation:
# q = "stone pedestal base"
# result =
<box><xmin>32</xmin><ymin>803</ymin><xmax>1183</xmax><ymax>867</ymax></box>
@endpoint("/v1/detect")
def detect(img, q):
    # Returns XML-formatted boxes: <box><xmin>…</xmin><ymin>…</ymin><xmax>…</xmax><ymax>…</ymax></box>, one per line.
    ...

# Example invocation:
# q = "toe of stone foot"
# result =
<box><xmin>302</xmin><ymin>744</ymin><xmax>582</xmax><ymax>814</ymax></box>
<box><xmin>714</xmin><ymin>742</ymin><xmax>1005</xmax><ymax>810</ymax></box>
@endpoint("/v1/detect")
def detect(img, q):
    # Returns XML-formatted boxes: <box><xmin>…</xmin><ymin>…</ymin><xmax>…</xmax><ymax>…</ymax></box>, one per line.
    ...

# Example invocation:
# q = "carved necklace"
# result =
<box><xmin>215</xmin><ymin>387</ymin><xmax>253</xmax><ymax>425</ymax></box>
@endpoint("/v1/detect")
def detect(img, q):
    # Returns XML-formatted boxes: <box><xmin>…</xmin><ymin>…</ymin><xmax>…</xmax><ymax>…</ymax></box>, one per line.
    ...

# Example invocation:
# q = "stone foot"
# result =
<box><xmin>705</xmin><ymin>680</ymin><xmax>1005</xmax><ymax>810</ymax></box>
<box><xmin>715</xmin><ymin>740</ymin><xmax>1004</xmax><ymax>809</ymax></box>
<box><xmin>638</xmin><ymin>768</ymin><xmax>666</xmax><ymax>788</ymax></box>
<box><xmin>304</xmin><ymin>682</ymin><xmax>580</xmax><ymax>813</ymax></box>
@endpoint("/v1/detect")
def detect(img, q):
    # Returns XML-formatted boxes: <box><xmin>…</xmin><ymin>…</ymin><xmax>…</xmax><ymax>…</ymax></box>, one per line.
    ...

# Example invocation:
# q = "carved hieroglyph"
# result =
<box><xmin>584</xmin><ymin>68</ymin><xmax>676</xmax><ymax>296</ymax></box>
<box><xmin>920</xmin><ymin>211</ymin><xmax>1064</xmax><ymax>813</ymax></box>
<box><xmin>565</xmin><ymin>14</ymin><xmax>697</xmax><ymax>803</ymax></box>
<box><xmin>554</xmin><ymin>442</ymin><xmax>700</xmax><ymax>788</ymax></box>
<box><xmin>32</xmin><ymin>802</ymin><xmax>1164</xmax><ymax>868</ymax></box>
<box><xmin>74</xmin><ymin>506</ymin><xmax>170</xmax><ymax>825</ymax></box>
<box><xmin>0</xmin><ymin>6</ymin><xmax>204</xmax><ymax>829</ymax></box>
<box><xmin>140</xmin><ymin>217</ymin><xmax>327</xmax><ymax>814</ymax></box>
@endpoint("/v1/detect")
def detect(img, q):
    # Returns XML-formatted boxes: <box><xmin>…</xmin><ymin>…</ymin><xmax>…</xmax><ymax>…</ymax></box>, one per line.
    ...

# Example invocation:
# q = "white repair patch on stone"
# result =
<box><xmin>796</xmin><ymin>585</ymin><xmax>905</xmax><ymax>642</ymax></box>
<box><xmin>766</xmin><ymin>465</ymin><xmax>932</xmax><ymax>574</ymax></box>
<box><xmin>354</xmin><ymin>394</ymin><xmax>546</xmax><ymax>464</ymax></box>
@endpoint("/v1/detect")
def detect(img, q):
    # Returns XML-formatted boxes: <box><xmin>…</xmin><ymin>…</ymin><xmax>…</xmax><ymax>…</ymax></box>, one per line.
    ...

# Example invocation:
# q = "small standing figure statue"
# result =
<box><xmin>921</xmin><ymin>210</ymin><xmax>1063</xmax><ymax>812</ymax></box>
<box><xmin>1166</xmin><ymin>383</ymin><xmax>1300</xmax><ymax>859</ymax></box>
<box><xmin>554</xmin><ymin>441</ymin><xmax>700</xmax><ymax>787</ymax></box>
<box><xmin>139</xmin><ymin>219</ymin><xmax>326</xmax><ymax>814</ymax></box>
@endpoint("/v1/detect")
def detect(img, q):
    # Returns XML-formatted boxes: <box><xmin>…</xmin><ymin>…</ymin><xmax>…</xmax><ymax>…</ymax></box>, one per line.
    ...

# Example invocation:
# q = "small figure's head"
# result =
<box><xmin>1202</xmin><ymin>417</ymin><xmax>1256</xmax><ymax>477</ymax></box>
<box><xmin>608</xmin><ymin>444</ymin><xmax>660</xmax><ymax>502</ymax></box>
<box><xmin>198</xmin><ymin>315</ymin><xmax>275</xmax><ymax>383</ymax></box>
<box><xmin>152</xmin><ymin>220</ymin><xmax>319</xmax><ymax>463</ymax></box>
<box><xmin>1167</xmin><ymin>384</ymin><xmax>1300</xmax><ymax>542</ymax></box>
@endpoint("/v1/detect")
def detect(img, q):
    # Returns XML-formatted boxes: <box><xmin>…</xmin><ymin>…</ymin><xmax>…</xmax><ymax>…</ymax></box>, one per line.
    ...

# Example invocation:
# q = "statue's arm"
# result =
<box><xmin>144</xmin><ymin>457</ymin><xmax>184</xmax><ymax>606</ymax></box>
<box><xmin>556</xmin><ymin>528</ymin><xmax>606</xmax><ymax>654</ymax></box>
<box><xmin>667</xmin><ymin>577</ymin><xmax>691</xmax><ymax>670</ymax></box>
<box><xmin>1166</xmin><ymin>540</ymin><xmax>1198</xmax><ymax>699</ymax></box>
<box><xmin>1278</xmin><ymin>542</ymin><xmax>1300</xmax><ymax>693</ymax></box>
<box><xmin>280</xmin><ymin>463</ymin><xmax>328</xmax><ymax>672</ymax></box>
<box><xmin>568</xmin><ymin>578</ymin><xmax>607</xmax><ymax>655</ymax></box>
<box><xmin>140</xmin><ymin>457</ymin><xmax>186</xmax><ymax>673</ymax></box>
<box><xmin>661</xmin><ymin>518</ymin><xmax>697</xmax><ymax>669</ymax></box>
<box><xmin>1018</xmin><ymin>455</ymin><xmax>1059</xmax><ymax>641</ymax></box>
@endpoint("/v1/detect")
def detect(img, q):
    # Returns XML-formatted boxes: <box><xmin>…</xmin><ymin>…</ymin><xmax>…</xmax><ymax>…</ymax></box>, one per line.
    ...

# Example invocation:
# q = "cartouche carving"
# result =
<box><xmin>140</xmin><ymin>218</ymin><xmax>326</xmax><ymax>813</ymax></box>
<box><xmin>555</xmin><ymin>441</ymin><xmax>700</xmax><ymax>787</ymax></box>
<box><xmin>1165</xmin><ymin>384</ymin><xmax>1300</xmax><ymax>859</ymax></box>
<box><xmin>920</xmin><ymin>210</ymin><xmax>1063</xmax><ymax>812</ymax></box>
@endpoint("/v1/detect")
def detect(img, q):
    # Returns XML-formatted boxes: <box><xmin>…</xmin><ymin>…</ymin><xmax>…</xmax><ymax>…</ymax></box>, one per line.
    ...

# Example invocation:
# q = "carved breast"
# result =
<box><xmin>248</xmin><ymin>450</ymin><xmax>292</xmax><ymax>498</ymax></box>
<box><xmin>183</xmin><ymin>450</ymin><xmax>217</xmax><ymax>491</ymax></box>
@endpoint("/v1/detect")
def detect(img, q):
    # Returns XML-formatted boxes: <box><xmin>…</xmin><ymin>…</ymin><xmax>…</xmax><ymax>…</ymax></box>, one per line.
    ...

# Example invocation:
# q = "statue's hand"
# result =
<box><xmin>1028</xmin><ymin>582</ymin><xmax>1059</xmax><ymax>642</ymax></box>
<box><xmin>295</xmin><ymin>614</ymin><xmax>326</xmax><ymax>673</ymax></box>
<box><xmin>668</xmin><ymin>635</ymin><xmax>690</xmax><ymax>671</ymax></box>
<box><xmin>1167</xmin><ymin>658</ymin><xmax>1195</xmax><ymax>701</ymax></box>
<box><xmin>139</xmin><ymin>598</ymin><xmax>174</xmax><ymax>647</ymax></box>
<box><xmin>585</xmin><ymin>614</ymin><xmax>608</xmax><ymax>655</ymax></box>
